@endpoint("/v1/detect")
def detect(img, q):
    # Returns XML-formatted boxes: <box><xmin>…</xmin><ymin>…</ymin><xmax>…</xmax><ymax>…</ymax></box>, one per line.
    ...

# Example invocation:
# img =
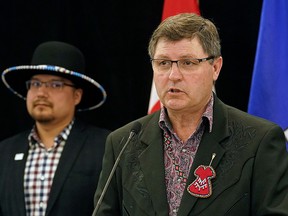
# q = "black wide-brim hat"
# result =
<box><xmin>2</xmin><ymin>41</ymin><xmax>107</xmax><ymax>111</ymax></box>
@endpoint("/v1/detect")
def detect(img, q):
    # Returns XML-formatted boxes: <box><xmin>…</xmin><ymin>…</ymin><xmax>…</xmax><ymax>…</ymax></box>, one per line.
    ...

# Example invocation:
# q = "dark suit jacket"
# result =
<box><xmin>0</xmin><ymin>119</ymin><xmax>110</xmax><ymax>216</ymax></box>
<box><xmin>94</xmin><ymin>96</ymin><xmax>288</xmax><ymax>216</ymax></box>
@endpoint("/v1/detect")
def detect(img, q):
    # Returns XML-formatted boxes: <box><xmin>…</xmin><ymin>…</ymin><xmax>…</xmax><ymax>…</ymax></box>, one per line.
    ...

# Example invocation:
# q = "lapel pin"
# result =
<box><xmin>14</xmin><ymin>153</ymin><xmax>24</xmax><ymax>161</ymax></box>
<box><xmin>187</xmin><ymin>153</ymin><xmax>216</xmax><ymax>198</ymax></box>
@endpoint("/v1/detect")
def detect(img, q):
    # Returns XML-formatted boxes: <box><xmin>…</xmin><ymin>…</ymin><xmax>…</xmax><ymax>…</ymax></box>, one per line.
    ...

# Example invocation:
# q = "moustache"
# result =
<box><xmin>33</xmin><ymin>100</ymin><xmax>52</xmax><ymax>107</ymax></box>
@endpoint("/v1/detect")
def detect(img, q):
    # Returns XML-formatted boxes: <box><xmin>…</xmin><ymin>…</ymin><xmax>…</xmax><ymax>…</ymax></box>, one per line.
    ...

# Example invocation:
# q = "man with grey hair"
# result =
<box><xmin>93</xmin><ymin>13</ymin><xmax>288</xmax><ymax>216</ymax></box>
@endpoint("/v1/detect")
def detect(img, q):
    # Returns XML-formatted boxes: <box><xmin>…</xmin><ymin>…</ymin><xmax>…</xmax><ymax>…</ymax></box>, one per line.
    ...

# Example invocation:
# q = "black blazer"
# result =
<box><xmin>94</xmin><ymin>96</ymin><xmax>288</xmax><ymax>216</ymax></box>
<box><xmin>0</xmin><ymin>119</ymin><xmax>110</xmax><ymax>216</ymax></box>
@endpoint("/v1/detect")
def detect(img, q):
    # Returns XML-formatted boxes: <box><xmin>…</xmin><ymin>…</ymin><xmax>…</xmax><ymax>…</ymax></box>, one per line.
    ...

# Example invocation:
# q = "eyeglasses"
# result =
<box><xmin>151</xmin><ymin>56</ymin><xmax>214</xmax><ymax>74</ymax></box>
<box><xmin>26</xmin><ymin>80</ymin><xmax>76</xmax><ymax>91</ymax></box>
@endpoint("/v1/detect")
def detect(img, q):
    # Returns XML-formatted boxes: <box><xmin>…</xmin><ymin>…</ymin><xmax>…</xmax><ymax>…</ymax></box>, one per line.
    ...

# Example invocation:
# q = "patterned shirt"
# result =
<box><xmin>159</xmin><ymin>96</ymin><xmax>213</xmax><ymax>216</ymax></box>
<box><xmin>24</xmin><ymin>120</ymin><xmax>74</xmax><ymax>216</ymax></box>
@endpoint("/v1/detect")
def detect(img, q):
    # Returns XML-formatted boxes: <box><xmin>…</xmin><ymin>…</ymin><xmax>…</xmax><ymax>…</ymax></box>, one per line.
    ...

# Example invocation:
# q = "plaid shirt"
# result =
<box><xmin>23</xmin><ymin>120</ymin><xmax>74</xmax><ymax>216</ymax></box>
<box><xmin>159</xmin><ymin>96</ymin><xmax>213</xmax><ymax>216</ymax></box>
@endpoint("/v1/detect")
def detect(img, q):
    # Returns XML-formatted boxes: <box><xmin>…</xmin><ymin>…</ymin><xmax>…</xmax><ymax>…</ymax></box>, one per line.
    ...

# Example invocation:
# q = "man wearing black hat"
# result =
<box><xmin>0</xmin><ymin>41</ymin><xmax>110</xmax><ymax>216</ymax></box>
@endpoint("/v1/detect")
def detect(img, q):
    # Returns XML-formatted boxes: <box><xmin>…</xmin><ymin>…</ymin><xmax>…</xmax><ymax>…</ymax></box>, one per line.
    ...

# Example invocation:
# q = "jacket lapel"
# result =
<box><xmin>138</xmin><ymin>112</ymin><xmax>170</xmax><ymax>216</ymax></box>
<box><xmin>178</xmin><ymin>96</ymin><xmax>230</xmax><ymax>216</ymax></box>
<box><xmin>177</xmin><ymin>131</ymin><xmax>226</xmax><ymax>215</ymax></box>
<box><xmin>45</xmin><ymin>121</ymin><xmax>86</xmax><ymax>215</ymax></box>
<box><xmin>11</xmin><ymin>135</ymin><xmax>30</xmax><ymax>216</ymax></box>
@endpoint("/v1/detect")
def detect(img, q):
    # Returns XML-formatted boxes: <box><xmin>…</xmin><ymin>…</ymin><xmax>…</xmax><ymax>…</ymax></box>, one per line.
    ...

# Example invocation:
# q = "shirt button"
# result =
<box><xmin>40</xmin><ymin>175</ymin><xmax>45</xmax><ymax>181</ymax></box>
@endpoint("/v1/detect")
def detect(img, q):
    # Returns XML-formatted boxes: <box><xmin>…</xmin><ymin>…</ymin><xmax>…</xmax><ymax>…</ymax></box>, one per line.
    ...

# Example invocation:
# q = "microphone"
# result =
<box><xmin>92</xmin><ymin>121</ymin><xmax>142</xmax><ymax>215</ymax></box>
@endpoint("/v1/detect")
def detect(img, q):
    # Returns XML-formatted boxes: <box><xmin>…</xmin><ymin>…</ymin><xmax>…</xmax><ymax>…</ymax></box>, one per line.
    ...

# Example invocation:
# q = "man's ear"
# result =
<box><xmin>74</xmin><ymin>88</ymin><xmax>83</xmax><ymax>106</ymax></box>
<box><xmin>212</xmin><ymin>56</ymin><xmax>223</xmax><ymax>81</ymax></box>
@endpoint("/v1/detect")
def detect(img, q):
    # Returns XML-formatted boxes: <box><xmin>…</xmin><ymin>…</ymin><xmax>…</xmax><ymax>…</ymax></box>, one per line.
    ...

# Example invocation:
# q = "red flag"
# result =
<box><xmin>162</xmin><ymin>0</ymin><xmax>200</xmax><ymax>20</ymax></box>
<box><xmin>148</xmin><ymin>0</ymin><xmax>200</xmax><ymax>114</ymax></box>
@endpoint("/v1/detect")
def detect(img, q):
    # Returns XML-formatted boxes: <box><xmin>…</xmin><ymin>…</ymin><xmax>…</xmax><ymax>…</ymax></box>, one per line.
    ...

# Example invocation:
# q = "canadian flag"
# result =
<box><xmin>148</xmin><ymin>0</ymin><xmax>201</xmax><ymax>114</ymax></box>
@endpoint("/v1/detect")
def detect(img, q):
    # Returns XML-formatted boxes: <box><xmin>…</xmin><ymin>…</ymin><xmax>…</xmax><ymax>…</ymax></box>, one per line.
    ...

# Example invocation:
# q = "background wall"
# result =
<box><xmin>0</xmin><ymin>0</ymin><xmax>263</xmax><ymax>141</ymax></box>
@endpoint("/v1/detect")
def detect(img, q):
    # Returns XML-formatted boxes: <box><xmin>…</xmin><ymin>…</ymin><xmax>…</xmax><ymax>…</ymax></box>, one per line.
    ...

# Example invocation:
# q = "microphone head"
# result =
<box><xmin>131</xmin><ymin>122</ymin><xmax>142</xmax><ymax>135</ymax></box>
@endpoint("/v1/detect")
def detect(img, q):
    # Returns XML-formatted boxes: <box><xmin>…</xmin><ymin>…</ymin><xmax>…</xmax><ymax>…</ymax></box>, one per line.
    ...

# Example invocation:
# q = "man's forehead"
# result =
<box><xmin>31</xmin><ymin>74</ymin><xmax>71</xmax><ymax>82</ymax></box>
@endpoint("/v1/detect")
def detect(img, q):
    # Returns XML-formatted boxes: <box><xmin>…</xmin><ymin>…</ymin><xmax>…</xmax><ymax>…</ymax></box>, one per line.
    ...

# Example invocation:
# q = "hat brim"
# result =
<box><xmin>2</xmin><ymin>65</ymin><xmax>107</xmax><ymax>111</ymax></box>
